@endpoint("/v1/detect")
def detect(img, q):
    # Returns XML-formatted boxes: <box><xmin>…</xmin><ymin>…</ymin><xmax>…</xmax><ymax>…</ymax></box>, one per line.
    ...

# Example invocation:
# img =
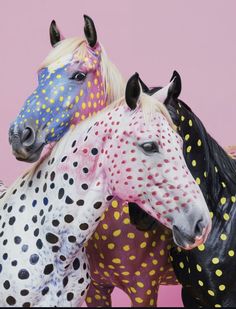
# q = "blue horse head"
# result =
<box><xmin>9</xmin><ymin>16</ymin><xmax>124</xmax><ymax>162</ymax></box>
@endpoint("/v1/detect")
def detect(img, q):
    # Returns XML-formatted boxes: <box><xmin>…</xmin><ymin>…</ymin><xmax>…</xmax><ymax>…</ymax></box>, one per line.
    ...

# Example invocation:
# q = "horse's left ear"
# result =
<box><xmin>154</xmin><ymin>70</ymin><xmax>182</xmax><ymax>103</ymax></box>
<box><xmin>84</xmin><ymin>15</ymin><xmax>97</xmax><ymax>48</ymax></box>
<box><xmin>125</xmin><ymin>73</ymin><xmax>141</xmax><ymax>110</ymax></box>
<box><xmin>49</xmin><ymin>20</ymin><xmax>63</xmax><ymax>47</ymax></box>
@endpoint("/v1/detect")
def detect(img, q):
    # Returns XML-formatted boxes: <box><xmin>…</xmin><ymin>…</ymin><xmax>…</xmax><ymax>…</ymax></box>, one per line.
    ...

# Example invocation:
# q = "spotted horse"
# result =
<box><xmin>132</xmin><ymin>71</ymin><xmax>236</xmax><ymax>308</ymax></box>
<box><xmin>0</xmin><ymin>74</ymin><xmax>211</xmax><ymax>306</ymax></box>
<box><xmin>7</xmin><ymin>17</ymin><xmax>210</xmax><ymax>307</ymax></box>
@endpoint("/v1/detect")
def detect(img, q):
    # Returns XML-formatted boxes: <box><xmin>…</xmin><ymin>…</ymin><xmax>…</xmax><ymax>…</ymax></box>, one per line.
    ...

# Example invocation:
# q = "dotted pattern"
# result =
<box><xmin>12</xmin><ymin>42</ymin><xmax>106</xmax><ymax>144</ymax></box>
<box><xmin>168</xmin><ymin>99</ymin><xmax>236</xmax><ymax>307</ymax></box>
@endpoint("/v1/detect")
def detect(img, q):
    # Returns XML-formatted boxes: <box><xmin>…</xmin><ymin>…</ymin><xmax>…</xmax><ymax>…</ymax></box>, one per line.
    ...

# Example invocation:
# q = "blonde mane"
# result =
<box><xmin>40</xmin><ymin>37</ymin><xmax>125</xmax><ymax>104</ymax></box>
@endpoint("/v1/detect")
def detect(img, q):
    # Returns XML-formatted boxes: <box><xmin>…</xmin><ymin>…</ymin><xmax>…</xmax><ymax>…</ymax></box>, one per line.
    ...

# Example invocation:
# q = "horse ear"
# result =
<box><xmin>154</xmin><ymin>70</ymin><xmax>182</xmax><ymax>104</ymax></box>
<box><xmin>138</xmin><ymin>76</ymin><xmax>149</xmax><ymax>93</ymax></box>
<box><xmin>125</xmin><ymin>73</ymin><xmax>141</xmax><ymax>110</ymax></box>
<box><xmin>83</xmin><ymin>15</ymin><xmax>97</xmax><ymax>48</ymax></box>
<box><xmin>49</xmin><ymin>20</ymin><xmax>62</xmax><ymax>47</ymax></box>
<box><xmin>169</xmin><ymin>70</ymin><xmax>182</xmax><ymax>98</ymax></box>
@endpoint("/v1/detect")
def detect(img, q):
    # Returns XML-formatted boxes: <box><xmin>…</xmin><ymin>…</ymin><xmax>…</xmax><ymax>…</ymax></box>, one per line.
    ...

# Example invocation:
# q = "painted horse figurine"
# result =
<box><xmin>132</xmin><ymin>71</ymin><xmax>236</xmax><ymax>308</ymax></box>
<box><xmin>0</xmin><ymin>73</ymin><xmax>211</xmax><ymax>306</ymax></box>
<box><xmin>7</xmin><ymin>17</ymin><xmax>211</xmax><ymax>307</ymax></box>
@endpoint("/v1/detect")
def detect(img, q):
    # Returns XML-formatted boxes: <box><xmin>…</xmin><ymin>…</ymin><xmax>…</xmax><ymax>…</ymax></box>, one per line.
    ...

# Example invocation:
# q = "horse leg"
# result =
<box><xmin>85</xmin><ymin>279</ymin><xmax>114</xmax><ymax>307</ymax></box>
<box><xmin>127</xmin><ymin>281</ymin><xmax>159</xmax><ymax>307</ymax></box>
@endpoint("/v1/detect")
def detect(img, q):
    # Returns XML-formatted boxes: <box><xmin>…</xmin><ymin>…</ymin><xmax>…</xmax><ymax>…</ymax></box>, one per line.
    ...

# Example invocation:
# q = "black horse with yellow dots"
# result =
<box><xmin>130</xmin><ymin>71</ymin><xmax>236</xmax><ymax>308</ymax></box>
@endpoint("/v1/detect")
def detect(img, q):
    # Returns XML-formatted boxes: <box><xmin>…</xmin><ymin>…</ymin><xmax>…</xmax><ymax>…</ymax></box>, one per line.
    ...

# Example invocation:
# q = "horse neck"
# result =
<box><xmin>173</xmin><ymin>100</ymin><xmax>236</xmax><ymax>209</ymax></box>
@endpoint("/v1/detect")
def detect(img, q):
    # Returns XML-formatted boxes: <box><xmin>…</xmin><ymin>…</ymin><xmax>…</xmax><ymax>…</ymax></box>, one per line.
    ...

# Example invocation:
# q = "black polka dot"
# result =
<box><xmin>63</xmin><ymin>276</ymin><xmax>68</xmax><ymax>287</ymax></box>
<box><xmin>32</xmin><ymin>215</ymin><xmax>37</xmax><ymax>223</ymax></box>
<box><xmin>11</xmin><ymin>260</ymin><xmax>17</xmax><ymax>266</ymax></box>
<box><xmin>34</xmin><ymin>228</ymin><xmax>39</xmax><ymax>237</ymax></box>
<box><xmin>57</xmin><ymin>290</ymin><xmax>62</xmax><ymax>297</ymax></box>
<box><xmin>63</xmin><ymin>173</ymin><xmax>69</xmax><ymax>180</ymax></box>
<box><xmin>3</xmin><ymin>280</ymin><xmax>10</xmax><ymax>289</ymax></box>
<box><xmin>14</xmin><ymin>236</ymin><xmax>21</xmax><ymax>244</ymax></box>
<box><xmin>64</xmin><ymin>215</ymin><xmax>74</xmax><ymax>223</ymax></box>
<box><xmin>50</xmin><ymin>172</ymin><xmax>55</xmax><ymax>181</ymax></box>
<box><xmin>21</xmin><ymin>245</ymin><xmax>28</xmax><ymax>252</ymax></box>
<box><xmin>20</xmin><ymin>289</ymin><xmax>29</xmax><ymax>296</ymax></box>
<box><xmin>20</xmin><ymin>194</ymin><xmax>26</xmax><ymax>200</ymax></box>
<box><xmin>81</xmin><ymin>183</ymin><xmax>88</xmax><ymax>190</ymax></box>
<box><xmin>22</xmin><ymin>302</ymin><xmax>31</xmax><ymax>307</ymax></box>
<box><xmin>52</xmin><ymin>246</ymin><xmax>60</xmax><ymax>252</ymax></box>
<box><xmin>61</xmin><ymin>156</ymin><xmax>67</xmax><ymax>162</ymax></box>
<box><xmin>9</xmin><ymin>217</ymin><xmax>16</xmax><ymax>225</ymax></box>
<box><xmin>36</xmin><ymin>170</ymin><xmax>41</xmax><ymax>179</ymax></box>
<box><xmin>106</xmin><ymin>195</ymin><xmax>113</xmax><ymax>201</ymax></box>
<box><xmin>46</xmin><ymin>233</ymin><xmax>58</xmax><ymax>244</ymax></box>
<box><xmin>6</xmin><ymin>296</ymin><xmax>16</xmax><ymax>305</ymax></box>
<box><xmin>73</xmin><ymin>258</ymin><xmax>80</xmax><ymax>270</ymax></box>
<box><xmin>60</xmin><ymin>255</ymin><xmax>66</xmax><ymax>261</ymax></box>
<box><xmin>71</xmin><ymin>140</ymin><xmax>76</xmax><ymax>148</ymax></box>
<box><xmin>93</xmin><ymin>201</ymin><xmax>102</xmax><ymax>209</ymax></box>
<box><xmin>67</xmin><ymin>292</ymin><xmax>74</xmax><ymax>301</ymax></box>
<box><xmin>30</xmin><ymin>254</ymin><xmax>39</xmax><ymax>265</ymax></box>
<box><xmin>69</xmin><ymin>178</ymin><xmax>74</xmax><ymax>185</ymax></box>
<box><xmin>58</xmin><ymin>188</ymin><xmax>64</xmax><ymax>199</ymax></box>
<box><xmin>3</xmin><ymin>253</ymin><xmax>8</xmax><ymax>260</ymax></box>
<box><xmin>19</xmin><ymin>205</ymin><xmax>26</xmax><ymax>213</ymax></box>
<box><xmin>42</xmin><ymin>286</ymin><xmax>49</xmax><ymax>296</ymax></box>
<box><xmin>44</xmin><ymin>264</ymin><xmax>54</xmax><ymax>275</ymax></box>
<box><xmin>68</xmin><ymin>235</ymin><xmax>76</xmax><ymax>243</ymax></box>
<box><xmin>36</xmin><ymin>239</ymin><xmax>43</xmax><ymax>249</ymax></box>
<box><xmin>80</xmin><ymin>223</ymin><xmax>89</xmax><ymax>230</ymax></box>
<box><xmin>65</xmin><ymin>196</ymin><xmax>74</xmax><ymax>204</ymax></box>
<box><xmin>73</xmin><ymin>162</ymin><xmax>78</xmax><ymax>167</ymax></box>
<box><xmin>52</xmin><ymin>219</ymin><xmax>60</xmax><ymax>227</ymax></box>
<box><xmin>83</xmin><ymin>167</ymin><xmax>89</xmax><ymax>173</ymax></box>
<box><xmin>76</xmin><ymin>199</ymin><xmax>84</xmax><ymax>206</ymax></box>
<box><xmin>50</xmin><ymin>183</ymin><xmax>55</xmax><ymax>189</ymax></box>
<box><xmin>43</xmin><ymin>183</ymin><xmax>47</xmax><ymax>192</ymax></box>
<box><xmin>78</xmin><ymin>278</ymin><xmax>84</xmax><ymax>284</ymax></box>
<box><xmin>18</xmin><ymin>269</ymin><xmax>30</xmax><ymax>280</ymax></box>
<box><xmin>91</xmin><ymin>148</ymin><xmax>98</xmax><ymax>155</ymax></box>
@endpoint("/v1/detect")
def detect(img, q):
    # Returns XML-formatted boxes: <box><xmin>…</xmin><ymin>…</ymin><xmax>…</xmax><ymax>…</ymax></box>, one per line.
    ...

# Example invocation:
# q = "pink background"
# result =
<box><xmin>0</xmin><ymin>0</ymin><xmax>236</xmax><ymax>306</ymax></box>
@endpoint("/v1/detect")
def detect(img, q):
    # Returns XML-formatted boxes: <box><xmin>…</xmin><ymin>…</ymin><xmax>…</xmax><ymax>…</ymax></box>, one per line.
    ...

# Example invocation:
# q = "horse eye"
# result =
<box><xmin>140</xmin><ymin>142</ymin><xmax>159</xmax><ymax>153</ymax></box>
<box><xmin>71</xmin><ymin>72</ymin><xmax>87</xmax><ymax>81</ymax></box>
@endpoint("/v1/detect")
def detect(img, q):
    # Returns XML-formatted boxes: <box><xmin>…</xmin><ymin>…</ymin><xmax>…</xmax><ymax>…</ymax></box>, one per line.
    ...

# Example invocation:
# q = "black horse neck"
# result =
<box><xmin>168</xmin><ymin>98</ymin><xmax>236</xmax><ymax>211</ymax></box>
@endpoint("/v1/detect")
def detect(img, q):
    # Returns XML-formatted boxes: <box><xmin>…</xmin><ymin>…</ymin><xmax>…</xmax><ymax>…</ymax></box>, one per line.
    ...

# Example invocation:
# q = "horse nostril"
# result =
<box><xmin>21</xmin><ymin>127</ymin><xmax>35</xmax><ymax>147</ymax></box>
<box><xmin>194</xmin><ymin>219</ymin><xmax>204</xmax><ymax>236</ymax></box>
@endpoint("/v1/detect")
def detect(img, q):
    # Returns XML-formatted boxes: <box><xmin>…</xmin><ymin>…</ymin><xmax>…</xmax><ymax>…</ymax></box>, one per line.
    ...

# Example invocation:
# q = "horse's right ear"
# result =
<box><xmin>49</xmin><ymin>20</ymin><xmax>63</xmax><ymax>47</ymax></box>
<box><xmin>169</xmin><ymin>70</ymin><xmax>182</xmax><ymax>98</ymax></box>
<box><xmin>125</xmin><ymin>73</ymin><xmax>141</xmax><ymax>110</ymax></box>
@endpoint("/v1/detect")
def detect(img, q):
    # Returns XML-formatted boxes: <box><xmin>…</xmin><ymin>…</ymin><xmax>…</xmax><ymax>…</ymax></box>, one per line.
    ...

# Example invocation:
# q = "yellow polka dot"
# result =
<box><xmin>75</xmin><ymin>96</ymin><xmax>79</xmax><ymax>103</ymax></box>
<box><xmin>181</xmin><ymin>115</ymin><xmax>185</xmax><ymax>121</ymax></box>
<box><xmin>160</xmin><ymin>249</ymin><xmax>165</xmax><ymax>256</ymax></box>
<box><xmin>108</xmin><ymin>264</ymin><xmax>115</xmax><ymax>269</ymax></box>
<box><xmin>86</xmin><ymin>297</ymin><xmax>92</xmax><ymax>303</ymax></box>
<box><xmin>219</xmin><ymin>285</ymin><xmax>225</xmax><ymax>291</ymax></box>
<box><xmin>141</xmin><ymin>262</ymin><xmax>147</xmax><ymax>268</ymax></box>
<box><xmin>210</xmin><ymin>211</ymin><xmax>214</xmax><ymax>219</ymax></box>
<box><xmin>196</xmin><ymin>177</ymin><xmax>201</xmax><ymax>185</ymax></box>
<box><xmin>149</xmin><ymin>270</ymin><xmax>156</xmax><ymax>276</ymax></box>
<box><xmin>204</xmin><ymin>171</ymin><xmax>207</xmax><ymax>178</ymax></box>
<box><xmin>192</xmin><ymin>160</ymin><xmax>197</xmax><ymax>167</ymax></box>
<box><xmin>137</xmin><ymin>282</ymin><xmax>144</xmax><ymax>288</ymax></box>
<box><xmin>113</xmin><ymin>229</ymin><xmax>121</xmax><ymax>237</ymax></box>
<box><xmin>223</xmin><ymin>213</ymin><xmax>230</xmax><ymax>221</ymax></box>
<box><xmin>208</xmin><ymin>290</ymin><xmax>215</xmax><ymax>296</ymax></box>
<box><xmin>135</xmin><ymin>297</ymin><xmax>143</xmax><ymax>304</ymax></box>
<box><xmin>220</xmin><ymin>233</ymin><xmax>227</xmax><ymax>241</ymax></box>
<box><xmin>87</xmin><ymin>81</ymin><xmax>91</xmax><ymax>88</ymax></box>
<box><xmin>146</xmin><ymin>289</ymin><xmax>151</xmax><ymax>295</ymax></box>
<box><xmin>135</xmin><ymin>271</ymin><xmax>141</xmax><ymax>276</ymax></box>
<box><xmin>102</xmin><ymin>224</ymin><xmax>108</xmax><ymax>230</ymax></box>
<box><xmin>104</xmin><ymin>271</ymin><xmax>109</xmax><ymax>277</ymax></box>
<box><xmin>123</xmin><ymin>245</ymin><xmax>130</xmax><ymax>251</ymax></box>
<box><xmin>150</xmin><ymin>299</ymin><xmax>155</xmax><ymax>306</ymax></box>
<box><xmin>80</xmin><ymin>89</ymin><xmax>84</xmax><ymax>97</ymax></box>
<box><xmin>42</xmin><ymin>104</ymin><xmax>46</xmax><ymax>109</ymax></box>
<box><xmin>198</xmin><ymin>280</ymin><xmax>204</xmax><ymax>286</ymax></box>
<box><xmin>129</xmin><ymin>255</ymin><xmax>136</xmax><ymax>260</ymax></box>
<box><xmin>179</xmin><ymin>262</ymin><xmax>184</xmax><ymax>269</ymax></box>
<box><xmin>130</xmin><ymin>287</ymin><xmax>137</xmax><ymax>293</ymax></box>
<box><xmin>198</xmin><ymin>244</ymin><xmax>205</xmax><ymax>251</ymax></box>
<box><xmin>196</xmin><ymin>264</ymin><xmax>202</xmax><ymax>272</ymax></box>
<box><xmin>108</xmin><ymin>243</ymin><xmax>115</xmax><ymax>250</ymax></box>
<box><xmin>112</xmin><ymin>258</ymin><xmax>121</xmax><ymax>264</ymax></box>
<box><xmin>212</xmin><ymin>257</ymin><xmax>219</xmax><ymax>264</ymax></box>
<box><xmin>221</xmin><ymin>182</ymin><xmax>226</xmax><ymax>188</ymax></box>
<box><xmin>112</xmin><ymin>200</ymin><xmax>118</xmax><ymax>208</ymax></box>
<box><xmin>95</xmin><ymin>294</ymin><xmax>101</xmax><ymax>300</ymax></box>
<box><xmin>197</xmin><ymin>139</ymin><xmax>202</xmax><ymax>146</ymax></box>
<box><xmin>160</xmin><ymin>234</ymin><xmax>166</xmax><ymax>241</ymax></box>
<box><xmin>82</xmin><ymin>102</ymin><xmax>86</xmax><ymax>110</ymax></box>
<box><xmin>127</xmin><ymin>233</ymin><xmax>135</xmax><ymax>239</ymax></box>
<box><xmin>185</xmin><ymin>134</ymin><xmax>190</xmax><ymax>141</ymax></box>
<box><xmin>231</xmin><ymin>196</ymin><xmax>236</xmax><ymax>203</ymax></box>
<box><xmin>187</xmin><ymin>146</ymin><xmax>192</xmax><ymax>153</ymax></box>
<box><xmin>94</xmin><ymin>232</ymin><xmax>99</xmax><ymax>240</ymax></box>
<box><xmin>99</xmin><ymin>262</ymin><xmax>104</xmax><ymax>269</ymax></box>
<box><xmin>122</xmin><ymin>271</ymin><xmax>130</xmax><ymax>276</ymax></box>
<box><xmin>56</xmin><ymin>74</ymin><xmax>61</xmax><ymax>79</ymax></box>
<box><xmin>123</xmin><ymin>218</ymin><xmax>130</xmax><ymax>224</ymax></box>
<box><xmin>152</xmin><ymin>241</ymin><xmax>156</xmax><ymax>247</ymax></box>
<box><xmin>114</xmin><ymin>211</ymin><xmax>120</xmax><ymax>220</ymax></box>
<box><xmin>189</xmin><ymin>119</ymin><xmax>193</xmax><ymax>126</ymax></box>
<box><xmin>215</xmin><ymin>166</ymin><xmax>218</xmax><ymax>172</ymax></box>
<box><xmin>215</xmin><ymin>305</ymin><xmax>222</xmax><ymax>308</ymax></box>
<box><xmin>215</xmin><ymin>269</ymin><xmax>222</xmax><ymax>277</ymax></box>
<box><xmin>140</xmin><ymin>242</ymin><xmax>147</xmax><ymax>249</ymax></box>
<box><xmin>220</xmin><ymin>197</ymin><xmax>226</xmax><ymax>205</ymax></box>
<box><xmin>59</xmin><ymin>96</ymin><xmax>64</xmax><ymax>102</ymax></box>
<box><xmin>228</xmin><ymin>250</ymin><xmax>235</xmax><ymax>257</ymax></box>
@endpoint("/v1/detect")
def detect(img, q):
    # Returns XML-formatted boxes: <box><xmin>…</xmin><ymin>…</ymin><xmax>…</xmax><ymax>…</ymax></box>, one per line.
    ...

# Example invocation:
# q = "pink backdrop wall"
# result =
<box><xmin>1</xmin><ymin>0</ymin><xmax>236</xmax><ymax>306</ymax></box>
